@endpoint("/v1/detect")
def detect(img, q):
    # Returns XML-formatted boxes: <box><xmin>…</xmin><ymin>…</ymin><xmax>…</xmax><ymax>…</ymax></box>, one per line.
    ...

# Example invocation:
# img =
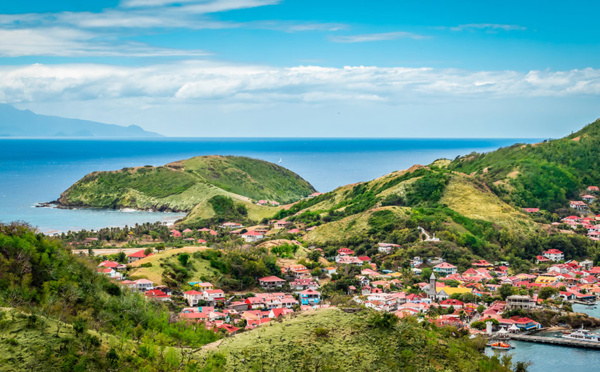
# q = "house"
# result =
<box><xmin>204</xmin><ymin>289</ymin><xmax>226</xmax><ymax>302</ymax></box>
<box><xmin>283</xmin><ymin>265</ymin><xmax>311</xmax><ymax>278</ymax></box>
<box><xmin>506</xmin><ymin>295</ymin><xmax>535</xmax><ymax>310</ymax></box>
<box><xmin>336</xmin><ymin>256</ymin><xmax>363</xmax><ymax>265</ymax></box>
<box><xmin>307</xmin><ymin>192</ymin><xmax>323</xmax><ymax>198</ymax></box>
<box><xmin>127</xmin><ymin>249</ymin><xmax>152</xmax><ymax>264</ymax></box>
<box><xmin>321</xmin><ymin>267</ymin><xmax>337</xmax><ymax>275</ymax></box>
<box><xmin>300</xmin><ymin>289</ymin><xmax>321</xmax><ymax>305</ymax></box>
<box><xmin>219</xmin><ymin>222</ymin><xmax>244</xmax><ymax>229</ymax></box>
<box><xmin>290</xmin><ymin>278</ymin><xmax>319</xmax><ymax>291</ymax></box>
<box><xmin>96</xmin><ymin>268</ymin><xmax>123</xmax><ymax>280</ymax></box>
<box><xmin>536</xmin><ymin>255</ymin><xmax>551</xmax><ymax>264</ymax></box>
<box><xmin>378</xmin><ymin>243</ymin><xmax>400</xmax><ymax>253</ymax></box>
<box><xmin>433</xmin><ymin>262</ymin><xmax>458</xmax><ymax>275</ymax></box>
<box><xmin>259</xmin><ymin>276</ymin><xmax>286</xmax><ymax>289</ymax></box>
<box><xmin>145</xmin><ymin>289</ymin><xmax>171</xmax><ymax>301</ymax></box>
<box><xmin>357</xmin><ymin>256</ymin><xmax>371</xmax><ymax>263</ymax></box>
<box><xmin>543</xmin><ymin>249</ymin><xmax>564</xmax><ymax>262</ymax></box>
<box><xmin>337</xmin><ymin>247</ymin><xmax>354</xmax><ymax>256</ymax></box>
<box><xmin>171</xmin><ymin>230</ymin><xmax>182</xmax><ymax>238</ymax></box>
<box><xmin>439</xmin><ymin>299</ymin><xmax>464</xmax><ymax>310</ymax></box>
<box><xmin>183</xmin><ymin>290</ymin><xmax>204</xmax><ymax>306</ymax></box>
<box><xmin>523</xmin><ymin>208</ymin><xmax>540</xmax><ymax>213</ymax></box>
<box><xmin>134</xmin><ymin>279</ymin><xmax>154</xmax><ymax>292</ymax></box>
<box><xmin>472</xmin><ymin>260</ymin><xmax>493</xmax><ymax>269</ymax></box>
<box><xmin>189</xmin><ymin>282</ymin><xmax>214</xmax><ymax>291</ymax></box>
<box><xmin>270</xmin><ymin>201</ymin><xmax>280</xmax><ymax>206</ymax></box>
<box><xmin>588</xmin><ymin>186</ymin><xmax>600</xmax><ymax>192</ymax></box>
<box><xmin>256</xmin><ymin>200</ymin><xmax>268</xmax><ymax>205</ymax></box>
<box><xmin>570</xmin><ymin>201</ymin><xmax>587</xmax><ymax>210</ymax></box>
<box><xmin>274</xmin><ymin>220</ymin><xmax>291</xmax><ymax>229</ymax></box>
<box><xmin>582</xmin><ymin>195</ymin><xmax>597</xmax><ymax>203</ymax></box>
<box><xmin>241</xmin><ymin>230</ymin><xmax>264</xmax><ymax>243</ymax></box>
<box><xmin>269</xmin><ymin>307</ymin><xmax>293</xmax><ymax>319</ymax></box>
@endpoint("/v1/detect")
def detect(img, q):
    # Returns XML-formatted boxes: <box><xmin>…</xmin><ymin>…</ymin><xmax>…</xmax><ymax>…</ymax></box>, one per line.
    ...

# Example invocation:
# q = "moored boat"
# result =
<box><xmin>562</xmin><ymin>327</ymin><xmax>600</xmax><ymax>342</ymax></box>
<box><xmin>490</xmin><ymin>342</ymin><xmax>512</xmax><ymax>350</ymax></box>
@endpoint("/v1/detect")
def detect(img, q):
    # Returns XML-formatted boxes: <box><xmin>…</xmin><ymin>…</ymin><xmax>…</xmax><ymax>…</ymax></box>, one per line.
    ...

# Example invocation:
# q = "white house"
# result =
<box><xmin>241</xmin><ymin>230</ymin><xmax>264</xmax><ymax>242</ymax></box>
<box><xmin>433</xmin><ymin>262</ymin><xmax>458</xmax><ymax>275</ymax></box>
<box><xmin>183</xmin><ymin>290</ymin><xmax>204</xmax><ymax>306</ymax></box>
<box><xmin>543</xmin><ymin>249</ymin><xmax>564</xmax><ymax>262</ymax></box>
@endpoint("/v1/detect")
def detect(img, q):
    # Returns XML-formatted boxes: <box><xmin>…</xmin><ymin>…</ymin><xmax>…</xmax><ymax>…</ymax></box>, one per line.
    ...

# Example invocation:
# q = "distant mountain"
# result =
<box><xmin>0</xmin><ymin>104</ymin><xmax>161</xmax><ymax>138</ymax></box>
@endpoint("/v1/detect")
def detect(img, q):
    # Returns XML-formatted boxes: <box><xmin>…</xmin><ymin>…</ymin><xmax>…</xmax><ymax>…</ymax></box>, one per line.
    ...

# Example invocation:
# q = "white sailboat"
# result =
<box><xmin>278</xmin><ymin>158</ymin><xmax>282</xmax><ymax>164</ymax></box>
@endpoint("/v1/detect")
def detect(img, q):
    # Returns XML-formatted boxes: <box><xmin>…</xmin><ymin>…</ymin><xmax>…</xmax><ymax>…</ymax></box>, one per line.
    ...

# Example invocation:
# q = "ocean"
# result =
<box><xmin>0</xmin><ymin>137</ymin><xmax>528</xmax><ymax>232</ymax></box>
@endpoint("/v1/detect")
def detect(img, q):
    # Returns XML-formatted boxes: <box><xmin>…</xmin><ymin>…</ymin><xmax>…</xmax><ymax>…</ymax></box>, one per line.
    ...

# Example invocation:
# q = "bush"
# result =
<box><xmin>314</xmin><ymin>327</ymin><xmax>329</xmax><ymax>337</ymax></box>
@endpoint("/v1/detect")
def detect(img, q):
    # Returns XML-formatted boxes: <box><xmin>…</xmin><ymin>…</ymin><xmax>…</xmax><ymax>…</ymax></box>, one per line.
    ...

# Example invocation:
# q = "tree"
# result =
<box><xmin>106</xmin><ymin>348</ymin><xmax>119</xmax><ymax>368</ymax></box>
<box><xmin>156</xmin><ymin>243</ymin><xmax>166</xmax><ymax>253</ymax></box>
<box><xmin>73</xmin><ymin>318</ymin><xmax>87</xmax><ymax>337</ymax></box>
<box><xmin>477</xmin><ymin>305</ymin><xmax>485</xmax><ymax>314</ymax></box>
<box><xmin>498</xmin><ymin>284</ymin><xmax>514</xmax><ymax>300</ymax></box>
<box><xmin>178</xmin><ymin>252</ymin><xmax>190</xmax><ymax>267</ymax></box>
<box><xmin>420</xmin><ymin>268</ymin><xmax>433</xmax><ymax>282</ymax></box>
<box><xmin>539</xmin><ymin>286</ymin><xmax>559</xmax><ymax>300</ymax></box>
<box><xmin>116</xmin><ymin>251</ymin><xmax>126</xmax><ymax>263</ymax></box>
<box><xmin>143</xmin><ymin>247</ymin><xmax>154</xmax><ymax>256</ymax></box>
<box><xmin>308</xmin><ymin>250</ymin><xmax>321</xmax><ymax>262</ymax></box>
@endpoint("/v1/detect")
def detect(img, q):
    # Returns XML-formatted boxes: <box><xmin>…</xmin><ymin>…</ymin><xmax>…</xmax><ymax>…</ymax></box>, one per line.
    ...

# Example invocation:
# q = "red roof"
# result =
<box><xmin>99</xmin><ymin>260</ymin><xmax>119</xmax><ymax>268</ymax></box>
<box><xmin>128</xmin><ymin>250</ymin><xmax>148</xmax><ymax>258</ymax></box>
<box><xmin>259</xmin><ymin>276</ymin><xmax>286</xmax><ymax>282</ymax></box>
<box><xmin>544</xmin><ymin>249</ymin><xmax>563</xmax><ymax>255</ymax></box>
<box><xmin>145</xmin><ymin>289</ymin><xmax>170</xmax><ymax>298</ymax></box>
<box><xmin>197</xmin><ymin>239</ymin><xmax>207</xmax><ymax>243</ymax></box>
<box><xmin>184</xmin><ymin>290</ymin><xmax>203</xmax><ymax>295</ymax></box>
<box><xmin>357</xmin><ymin>256</ymin><xmax>371</xmax><ymax>261</ymax></box>
<box><xmin>242</xmin><ymin>231</ymin><xmax>264</xmax><ymax>236</ymax></box>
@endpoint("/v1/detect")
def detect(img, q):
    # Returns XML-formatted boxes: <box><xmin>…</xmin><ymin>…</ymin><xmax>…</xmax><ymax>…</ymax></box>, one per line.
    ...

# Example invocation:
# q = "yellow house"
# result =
<box><xmin>535</xmin><ymin>276</ymin><xmax>558</xmax><ymax>285</ymax></box>
<box><xmin>436</xmin><ymin>286</ymin><xmax>472</xmax><ymax>296</ymax></box>
<box><xmin>193</xmin><ymin>282</ymin><xmax>214</xmax><ymax>291</ymax></box>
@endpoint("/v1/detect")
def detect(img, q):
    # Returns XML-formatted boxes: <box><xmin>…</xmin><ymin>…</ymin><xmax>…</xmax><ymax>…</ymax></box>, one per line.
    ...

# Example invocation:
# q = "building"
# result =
<box><xmin>570</xmin><ymin>201</ymin><xmax>587</xmax><ymax>210</ymax></box>
<box><xmin>134</xmin><ymin>279</ymin><xmax>154</xmax><ymax>292</ymax></box>
<box><xmin>127</xmin><ymin>249</ymin><xmax>152</xmax><ymax>264</ymax></box>
<box><xmin>543</xmin><ymin>249</ymin><xmax>564</xmax><ymax>262</ymax></box>
<box><xmin>505</xmin><ymin>295</ymin><xmax>536</xmax><ymax>310</ymax></box>
<box><xmin>258</xmin><ymin>276</ymin><xmax>286</xmax><ymax>289</ymax></box>
<box><xmin>145</xmin><ymin>289</ymin><xmax>171</xmax><ymax>301</ymax></box>
<box><xmin>378</xmin><ymin>243</ymin><xmax>400</xmax><ymax>253</ymax></box>
<box><xmin>241</xmin><ymin>230</ymin><xmax>264</xmax><ymax>242</ymax></box>
<box><xmin>582</xmin><ymin>195</ymin><xmax>597</xmax><ymax>203</ymax></box>
<box><xmin>433</xmin><ymin>262</ymin><xmax>458</xmax><ymax>275</ymax></box>
<box><xmin>300</xmin><ymin>289</ymin><xmax>321</xmax><ymax>305</ymax></box>
<box><xmin>183</xmin><ymin>290</ymin><xmax>204</xmax><ymax>306</ymax></box>
<box><xmin>219</xmin><ymin>222</ymin><xmax>244</xmax><ymax>229</ymax></box>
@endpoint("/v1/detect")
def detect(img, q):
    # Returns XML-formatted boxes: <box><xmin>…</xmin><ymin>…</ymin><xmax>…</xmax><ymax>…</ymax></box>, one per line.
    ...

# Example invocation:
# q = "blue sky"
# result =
<box><xmin>0</xmin><ymin>0</ymin><xmax>599</xmax><ymax>137</ymax></box>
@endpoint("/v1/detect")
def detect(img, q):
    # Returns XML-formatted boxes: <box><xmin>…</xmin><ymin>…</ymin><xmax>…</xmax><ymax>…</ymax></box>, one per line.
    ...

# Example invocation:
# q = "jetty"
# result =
<box><xmin>509</xmin><ymin>333</ymin><xmax>600</xmax><ymax>350</ymax></box>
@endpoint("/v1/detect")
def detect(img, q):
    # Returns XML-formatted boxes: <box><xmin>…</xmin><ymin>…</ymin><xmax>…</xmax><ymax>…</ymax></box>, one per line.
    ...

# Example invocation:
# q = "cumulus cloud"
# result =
<box><xmin>330</xmin><ymin>31</ymin><xmax>428</xmax><ymax>43</ymax></box>
<box><xmin>0</xmin><ymin>62</ymin><xmax>598</xmax><ymax>105</ymax></box>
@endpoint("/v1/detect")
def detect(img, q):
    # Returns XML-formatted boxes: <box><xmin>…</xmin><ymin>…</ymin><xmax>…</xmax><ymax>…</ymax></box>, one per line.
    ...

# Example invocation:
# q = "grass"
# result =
<box><xmin>59</xmin><ymin>155</ymin><xmax>315</xmax><ymax>214</ymax></box>
<box><xmin>304</xmin><ymin>206</ymin><xmax>409</xmax><ymax>245</ymax></box>
<box><xmin>196</xmin><ymin>308</ymin><xmax>510</xmax><ymax>371</ymax></box>
<box><xmin>129</xmin><ymin>246</ymin><xmax>218</xmax><ymax>284</ymax></box>
<box><xmin>440</xmin><ymin>175</ymin><xmax>536</xmax><ymax>232</ymax></box>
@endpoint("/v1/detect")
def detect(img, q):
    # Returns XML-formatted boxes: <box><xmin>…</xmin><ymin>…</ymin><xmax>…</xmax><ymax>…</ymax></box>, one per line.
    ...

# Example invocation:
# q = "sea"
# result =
<box><xmin>2</xmin><ymin>137</ymin><xmax>600</xmax><ymax>368</ymax></box>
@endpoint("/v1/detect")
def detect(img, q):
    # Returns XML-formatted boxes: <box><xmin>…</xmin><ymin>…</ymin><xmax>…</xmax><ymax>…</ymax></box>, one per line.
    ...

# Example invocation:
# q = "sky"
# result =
<box><xmin>0</xmin><ymin>0</ymin><xmax>599</xmax><ymax>137</ymax></box>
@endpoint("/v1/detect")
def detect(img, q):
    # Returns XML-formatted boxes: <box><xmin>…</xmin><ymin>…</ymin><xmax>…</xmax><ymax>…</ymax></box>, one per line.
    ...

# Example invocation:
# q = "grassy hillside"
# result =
<box><xmin>199</xmin><ymin>308</ymin><xmax>512</xmax><ymax>371</ymax></box>
<box><xmin>448</xmin><ymin>118</ymin><xmax>600</xmax><ymax>211</ymax></box>
<box><xmin>57</xmin><ymin>155</ymin><xmax>315</xmax><ymax>213</ymax></box>
<box><xmin>129</xmin><ymin>246</ymin><xmax>218</xmax><ymax>285</ymax></box>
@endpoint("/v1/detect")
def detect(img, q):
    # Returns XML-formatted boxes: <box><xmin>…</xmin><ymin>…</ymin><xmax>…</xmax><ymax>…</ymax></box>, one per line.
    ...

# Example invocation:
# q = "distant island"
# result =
<box><xmin>0</xmin><ymin>104</ymin><xmax>161</xmax><ymax>138</ymax></box>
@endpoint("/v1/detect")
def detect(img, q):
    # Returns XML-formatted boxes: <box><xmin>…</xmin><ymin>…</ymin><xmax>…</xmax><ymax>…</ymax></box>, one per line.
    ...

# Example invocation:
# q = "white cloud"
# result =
<box><xmin>450</xmin><ymin>23</ymin><xmax>526</xmax><ymax>32</ymax></box>
<box><xmin>0</xmin><ymin>62</ymin><xmax>598</xmax><ymax>105</ymax></box>
<box><xmin>330</xmin><ymin>31</ymin><xmax>428</xmax><ymax>43</ymax></box>
<box><xmin>0</xmin><ymin>28</ymin><xmax>207</xmax><ymax>57</ymax></box>
<box><xmin>120</xmin><ymin>0</ymin><xmax>281</xmax><ymax>12</ymax></box>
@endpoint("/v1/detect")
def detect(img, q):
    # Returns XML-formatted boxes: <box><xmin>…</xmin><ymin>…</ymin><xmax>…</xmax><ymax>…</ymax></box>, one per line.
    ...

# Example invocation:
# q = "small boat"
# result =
<box><xmin>562</xmin><ymin>327</ymin><xmax>600</xmax><ymax>342</ymax></box>
<box><xmin>278</xmin><ymin>158</ymin><xmax>282</xmax><ymax>164</ymax></box>
<box><xmin>490</xmin><ymin>342</ymin><xmax>512</xmax><ymax>350</ymax></box>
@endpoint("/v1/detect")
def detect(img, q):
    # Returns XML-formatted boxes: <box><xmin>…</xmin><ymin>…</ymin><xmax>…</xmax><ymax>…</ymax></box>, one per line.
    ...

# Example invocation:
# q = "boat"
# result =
<box><xmin>490</xmin><ymin>342</ymin><xmax>512</xmax><ymax>350</ymax></box>
<box><xmin>278</xmin><ymin>158</ymin><xmax>282</xmax><ymax>164</ymax></box>
<box><xmin>562</xmin><ymin>327</ymin><xmax>600</xmax><ymax>342</ymax></box>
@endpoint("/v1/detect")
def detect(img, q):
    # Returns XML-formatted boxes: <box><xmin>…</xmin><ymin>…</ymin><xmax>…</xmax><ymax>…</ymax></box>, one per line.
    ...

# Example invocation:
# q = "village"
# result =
<box><xmin>95</xmin><ymin>224</ymin><xmax>600</xmax><ymax>341</ymax></box>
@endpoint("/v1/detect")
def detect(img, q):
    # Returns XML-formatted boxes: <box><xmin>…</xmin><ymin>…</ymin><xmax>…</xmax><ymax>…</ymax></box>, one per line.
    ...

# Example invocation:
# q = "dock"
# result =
<box><xmin>509</xmin><ymin>334</ymin><xmax>600</xmax><ymax>350</ymax></box>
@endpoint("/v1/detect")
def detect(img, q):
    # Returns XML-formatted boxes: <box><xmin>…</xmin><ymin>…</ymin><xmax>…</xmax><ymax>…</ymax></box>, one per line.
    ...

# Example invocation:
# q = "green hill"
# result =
<box><xmin>199</xmin><ymin>308</ymin><xmax>512</xmax><ymax>371</ymax></box>
<box><xmin>448</xmin><ymin>118</ymin><xmax>600</xmax><ymax>211</ymax></box>
<box><xmin>56</xmin><ymin>155</ymin><xmax>316</xmax><ymax>217</ymax></box>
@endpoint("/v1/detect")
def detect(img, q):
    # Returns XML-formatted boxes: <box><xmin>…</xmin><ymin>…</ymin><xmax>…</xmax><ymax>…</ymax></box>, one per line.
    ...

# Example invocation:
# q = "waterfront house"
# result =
<box><xmin>505</xmin><ymin>295</ymin><xmax>535</xmax><ymax>310</ymax></box>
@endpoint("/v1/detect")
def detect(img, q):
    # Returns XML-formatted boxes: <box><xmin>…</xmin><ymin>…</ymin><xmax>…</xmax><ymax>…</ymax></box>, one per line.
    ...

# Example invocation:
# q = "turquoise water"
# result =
<box><xmin>0</xmin><ymin>138</ymin><xmax>527</xmax><ymax>232</ymax></box>
<box><xmin>485</xmin><ymin>304</ymin><xmax>600</xmax><ymax>371</ymax></box>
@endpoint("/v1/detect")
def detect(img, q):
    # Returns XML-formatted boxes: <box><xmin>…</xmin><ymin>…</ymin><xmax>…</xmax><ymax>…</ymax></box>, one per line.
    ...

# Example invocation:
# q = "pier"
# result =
<box><xmin>509</xmin><ymin>334</ymin><xmax>600</xmax><ymax>350</ymax></box>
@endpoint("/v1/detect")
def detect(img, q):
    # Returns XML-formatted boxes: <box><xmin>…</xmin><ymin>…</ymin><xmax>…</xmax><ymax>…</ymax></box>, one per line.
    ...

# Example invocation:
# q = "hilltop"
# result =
<box><xmin>56</xmin><ymin>155</ymin><xmax>316</xmax><ymax>222</ymax></box>
<box><xmin>448</xmin><ymin>118</ymin><xmax>600</xmax><ymax>212</ymax></box>
<box><xmin>199</xmin><ymin>308</ymin><xmax>510</xmax><ymax>371</ymax></box>
<box><xmin>0</xmin><ymin>104</ymin><xmax>160</xmax><ymax>138</ymax></box>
